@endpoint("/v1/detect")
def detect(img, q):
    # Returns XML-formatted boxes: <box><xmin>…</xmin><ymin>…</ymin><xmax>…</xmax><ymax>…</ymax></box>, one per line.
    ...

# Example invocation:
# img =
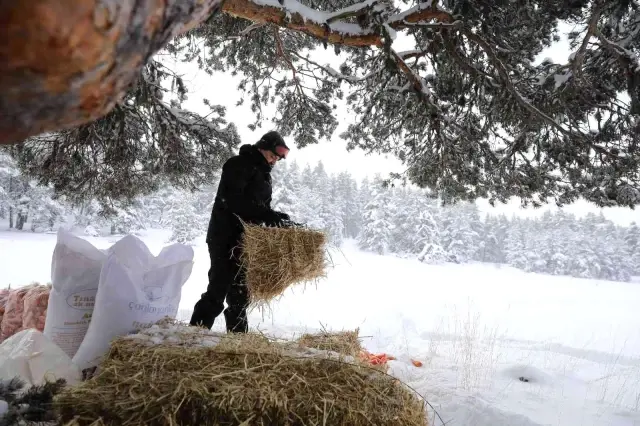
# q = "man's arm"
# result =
<box><xmin>221</xmin><ymin>158</ymin><xmax>283</xmax><ymax>226</ymax></box>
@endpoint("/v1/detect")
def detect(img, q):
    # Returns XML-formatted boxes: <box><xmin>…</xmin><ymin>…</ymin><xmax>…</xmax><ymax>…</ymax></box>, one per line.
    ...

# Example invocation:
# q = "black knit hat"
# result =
<box><xmin>255</xmin><ymin>131</ymin><xmax>290</xmax><ymax>159</ymax></box>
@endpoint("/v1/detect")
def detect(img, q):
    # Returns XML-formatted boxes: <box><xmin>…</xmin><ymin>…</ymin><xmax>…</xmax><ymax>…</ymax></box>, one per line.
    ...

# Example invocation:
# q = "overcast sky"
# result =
<box><xmin>168</xmin><ymin>19</ymin><xmax>640</xmax><ymax>226</ymax></box>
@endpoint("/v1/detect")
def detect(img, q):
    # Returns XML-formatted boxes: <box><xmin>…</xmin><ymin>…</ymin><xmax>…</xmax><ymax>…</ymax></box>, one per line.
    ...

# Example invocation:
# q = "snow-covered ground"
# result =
<box><xmin>1</xmin><ymin>228</ymin><xmax>640</xmax><ymax>426</ymax></box>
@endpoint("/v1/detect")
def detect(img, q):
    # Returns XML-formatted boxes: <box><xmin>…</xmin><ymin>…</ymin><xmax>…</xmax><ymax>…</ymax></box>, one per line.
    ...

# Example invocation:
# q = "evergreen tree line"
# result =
<box><xmin>2</xmin><ymin>151</ymin><xmax>639</xmax><ymax>282</ymax></box>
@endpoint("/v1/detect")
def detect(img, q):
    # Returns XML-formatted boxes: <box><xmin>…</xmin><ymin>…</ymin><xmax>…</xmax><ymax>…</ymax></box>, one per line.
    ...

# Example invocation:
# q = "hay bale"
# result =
<box><xmin>55</xmin><ymin>321</ymin><xmax>428</xmax><ymax>426</ymax></box>
<box><xmin>239</xmin><ymin>223</ymin><xmax>327</xmax><ymax>305</ymax></box>
<box><xmin>296</xmin><ymin>329</ymin><xmax>362</xmax><ymax>359</ymax></box>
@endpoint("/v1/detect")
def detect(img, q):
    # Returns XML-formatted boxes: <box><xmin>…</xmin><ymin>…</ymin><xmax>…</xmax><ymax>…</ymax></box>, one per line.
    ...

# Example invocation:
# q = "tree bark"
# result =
<box><xmin>0</xmin><ymin>0</ymin><xmax>225</xmax><ymax>144</ymax></box>
<box><xmin>16</xmin><ymin>211</ymin><xmax>27</xmax><ymax>230</ymax></box>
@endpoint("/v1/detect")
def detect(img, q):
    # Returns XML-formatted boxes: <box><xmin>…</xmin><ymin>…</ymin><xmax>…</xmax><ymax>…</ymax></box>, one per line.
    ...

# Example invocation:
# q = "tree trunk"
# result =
<box><xmin>8</xmin><ymin>176</ymin><xmax>14</xmax><ymax>228</ymax></box>
<box><xmin>0</xmin><ymin>0</ymin><xmax>225</xmax><ymax>144</ymax></box>
<box><xmin>16</xmin><ymin>212</ymin><xmax>26</xmax><ymax>230</ymax></box>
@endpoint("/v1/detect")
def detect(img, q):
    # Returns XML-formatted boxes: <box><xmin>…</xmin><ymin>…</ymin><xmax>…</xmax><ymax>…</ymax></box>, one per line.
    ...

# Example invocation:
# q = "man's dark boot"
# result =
<box><xmin>189</xmin><ymin>297</ymin><xmax>221</xmax><ymax>329</ymax></box>
<box><xmin>224</xmin><ymin>307</ymin><xmax>248</xmax><ymax>333</ymax></box>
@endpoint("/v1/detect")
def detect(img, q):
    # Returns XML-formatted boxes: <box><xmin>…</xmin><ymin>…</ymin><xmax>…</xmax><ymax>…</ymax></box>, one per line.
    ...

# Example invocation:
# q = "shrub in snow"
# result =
<box><xmin>84</xmin><ymin>224</ymin><xmax>100</xmax><ymax>237</ymax></box>
<box><xmin>0</xmin><ymin>376</ymin><xmax>67</xmax><ymax>424</ymax></box>
<box><xmin>417</xmin><ymin>243</ymin><xmax>449</xmax><ymax>264</ymax></box>
<box><xmin>168</xmin><ymin>193</ymin><xmax>203</xmax><ymax>245</ymax></box>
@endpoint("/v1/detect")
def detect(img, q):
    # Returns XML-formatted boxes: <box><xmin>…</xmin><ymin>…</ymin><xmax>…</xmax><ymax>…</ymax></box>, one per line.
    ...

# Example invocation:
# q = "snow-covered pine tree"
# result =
<box><xmin>28</xmin><ymin>185</ymin><xmax>64</xmax><ymax>232</ymax></box>
<box><xmin>410</xmin><ymin>194</ymin><xmax>444</xmax><ymax>262</ymax></box>
<box><xmin>110</xmin><ymin>201</ymin><xmax>146</xmax><ymax>235</ymax></box>
<box><xmin>505</xmin><ymin>218</ymin><xmax>531</xmax><ymax>271</ymax></box>
<box><xmin>271</xmin><ymin>161</ymin><xmax>302</xmax><ymax>222</ymax></box>
<box><xmin>480</xmin><ymin>215</ymin><xmax>509</xmax><ymax>264</ymax></box>
<box><xmin>358</xmin><ymin>176</ymin><xmax>394</xmax><ymax>255</ymax></box>
<box><xmin>569</xmin><ymin>214</ymin><xmax>602</xmax><ymax>279</ymax></box>
<box><xmin>70</xmin><ymin>199</ymin><xmax>109</xmax><ymax>236</ymax></box>
<box><xmin>139</xmin><ymin>185</ymin><xmax>181</xmax><ymax>229</ymax></box>
<box><xmin>624</xmin><ymin>222</ymin><xmax>640</xmax><ymax>276</ymax></box>
<box><xmin>7</xmin><ymin>0</ymin><xmax>640</xmax><ymax>216</ymax></box>
<box><xmin>168</xmin><ymin>191</ymin><xmax>203</xmax><ymax>245</ymax></box>
<box><xmin>307</xmin><ymin>162</ymin><xmax>344</xmax><ymax>245</ymax></box>
<box><xmin>389</xmin><ymin>188</ymin><xmax>413</xmax><ymax>254</ymax></box>
<box><xmin>356</xmin><ymin>177</ymin><xmax>372</xmax><ymax>233</ymax></box>
<box><xmin>390</xmin><ymin>189</ymin><xmax>439</xmax><ymax>255</ymax></box>
<box><xmin>537</xmin><ymin>211</ymin><xmax>575</xmax><ymax>276</ymax></box>
<box><xmin>0</xmin><ymin>151</ymin><xmax>23</xmax><ymax>229</ymax></box>
<box><xmin>437</xmin><ymin>202</ymin><xmax>478</xmax><ymax>263</ymax></box>
<box><xmin>333</xmin><ymin>172</ymin><xmax>360</xmax><ymax>238</ymax></box>
<box><xmin>596</xmin><ymin>220</ymin><xmax>633</xmax><ymax>282</ymax></box>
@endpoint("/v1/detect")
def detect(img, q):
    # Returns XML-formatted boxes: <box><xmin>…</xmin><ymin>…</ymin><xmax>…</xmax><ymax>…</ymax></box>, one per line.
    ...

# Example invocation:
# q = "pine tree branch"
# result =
<box><xmin>594</xmin><ymin>28</ymin><xmax>640</xmax><ymax>114</ymax></box>
<box><xmin>289</xmin><ymin>51</ymin><xmax>383</xmax><ymax>84</ymax></box>
<box><xmin>462</xmin><ymin>28</ymin><xmax>571</xmax><ymax>135</ymax></box>
<box><xmin>387</xmin><ymin>1</ymin><xmax>454</xmax><ymax>27</ymax></box>
<box><xmin>572</xmin><ymin>1</ymin><xmax>606</xmax><ymax>81</ymax></box>
<box><xmin>221</xmin><ymin>0</ymin><xmax>382</xmax><ymax>47</ymax></box>
<box><xmin>0</xmin><ymin>0</ymin><xmax>225</xmax><ymax>145</ymax></box>
<box><xmin>221</xmin><ymin>0</ymin><xmax>455</xmax><ymax>48</ymax></box>
<box><xmin>274</xmin><ymin>28</ymin><xmax>304</xmax><ymax>97</ymax></box>
<box><xmin>463</xmin><ymin>27</ymin><xmax>622</xmax><ymax>160</ymax></box>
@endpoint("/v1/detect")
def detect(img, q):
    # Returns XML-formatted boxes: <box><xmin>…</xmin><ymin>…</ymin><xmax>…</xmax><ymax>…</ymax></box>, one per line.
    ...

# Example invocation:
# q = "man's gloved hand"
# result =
<box><xmin>279</xmin><ymin>219</ymin><xmax>306</xmax><ymax>228</ymax></box>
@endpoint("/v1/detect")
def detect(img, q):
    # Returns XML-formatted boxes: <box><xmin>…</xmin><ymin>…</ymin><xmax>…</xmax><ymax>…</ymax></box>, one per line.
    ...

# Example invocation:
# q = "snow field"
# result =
<box><xmin>1</xmin><ymin>229</ymin><xmax>640</xmax><ymax>425</ymax></box>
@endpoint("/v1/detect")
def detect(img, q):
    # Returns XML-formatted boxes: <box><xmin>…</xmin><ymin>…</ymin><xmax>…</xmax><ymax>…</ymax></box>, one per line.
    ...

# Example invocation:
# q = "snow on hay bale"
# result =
<box><xmin>54</xmin><ymin>320</ymin><xmax>428</xmax><ymax>426</ymax></box>
<box><xmin>239</xmin><ymin>222</ymin><xmax>327</xmax><ymax>305</ymax></box>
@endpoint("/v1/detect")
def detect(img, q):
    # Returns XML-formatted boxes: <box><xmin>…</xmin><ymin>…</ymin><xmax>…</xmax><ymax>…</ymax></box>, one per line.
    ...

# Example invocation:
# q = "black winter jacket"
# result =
<box><xmin>206</xmin><ymin>144</ymin><xmax>286</xmax><ymax>245</ymax></box>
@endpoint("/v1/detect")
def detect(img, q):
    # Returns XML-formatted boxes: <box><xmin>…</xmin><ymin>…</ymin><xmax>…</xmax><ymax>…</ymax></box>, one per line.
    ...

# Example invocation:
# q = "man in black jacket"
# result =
<box><xmin>190</xmin><ymin>131</ymin><xmax>291</xmax><ymax>332</ymax></box>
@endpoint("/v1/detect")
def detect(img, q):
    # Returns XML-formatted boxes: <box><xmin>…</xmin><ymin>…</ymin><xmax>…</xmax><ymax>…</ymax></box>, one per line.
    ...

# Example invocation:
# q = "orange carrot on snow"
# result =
<box><xmin>411</xmin><ymin>359</ymin><xmax>423</xmax><ymax>367</ymax></box>
<box><xmin>359</xmin><ymin>350</ymin><xmax>396</xmax><ymax>366</ymax></box>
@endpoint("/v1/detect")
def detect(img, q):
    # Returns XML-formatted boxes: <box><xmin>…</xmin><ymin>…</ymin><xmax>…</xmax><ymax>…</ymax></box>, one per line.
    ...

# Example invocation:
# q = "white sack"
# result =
<box><xmin>44</xmin><ymin>229</ymin><xmax>107</xmax><ymax>359</ymax></box>
<box><xmin>72</xmin><ymin>236</ymin><xmax>193</xmax><ymax>369</ymax></box>
<box><xmin>0</xmin><ymin>329</ymin><xmax>81</xmax><ymax>387</ymax></box>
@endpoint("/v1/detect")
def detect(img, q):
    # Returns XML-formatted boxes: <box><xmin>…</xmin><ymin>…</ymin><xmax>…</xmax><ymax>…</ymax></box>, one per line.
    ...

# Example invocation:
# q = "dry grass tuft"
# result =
<box><xmin>55</xmin><ymin>320</ymin><xmax>428</xmax><ymax>426</ymax></box>
<box><xmin>296</xmin><ymin>328</ymin><xmax>363</xmax><ymax>359</ymax></box>
<box><xmin>239</xmin><ymin>222</ymin><xmax>327</xmax><ymax>305</ymax></box>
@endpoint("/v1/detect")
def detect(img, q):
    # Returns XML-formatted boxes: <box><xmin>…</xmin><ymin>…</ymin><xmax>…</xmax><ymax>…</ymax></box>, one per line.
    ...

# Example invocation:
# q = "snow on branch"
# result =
<box><xmin>222</xmin><ymin>0</ymin><xmax>455</xmax><ymax>47</ymax></box>
<box><xmin>387</xmin><ymin>1</ymin><xmax>454</xmax><ymax>27</ymax></box>
<box><xmin>222</xmin><ymin>0</ymin><xmax>381</xmax><ymax>46</ymax></box>
<box><xmin>325</xmin><ymin>0</ymin><xmax>379</xmax><ymax>23</ymax></box>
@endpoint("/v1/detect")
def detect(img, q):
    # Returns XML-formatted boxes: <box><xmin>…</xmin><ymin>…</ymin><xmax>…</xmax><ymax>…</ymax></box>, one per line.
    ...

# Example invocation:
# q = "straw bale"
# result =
<box><xmin>239</xmin><ymin>223</ymin><xmax>327</xmax><ymax>305</ymax></box>
<box><xmin>55</xmin><ymin>321</ymin><xmax>428</xmax><ymax>426</ymax></box>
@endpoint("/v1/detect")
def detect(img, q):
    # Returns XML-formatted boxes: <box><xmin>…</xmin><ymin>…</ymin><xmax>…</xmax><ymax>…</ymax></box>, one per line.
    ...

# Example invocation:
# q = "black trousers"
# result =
<box><xmin>189</xmin><ymin>241</ymin><xmax>249</xmax><ymax>333</ymax></box>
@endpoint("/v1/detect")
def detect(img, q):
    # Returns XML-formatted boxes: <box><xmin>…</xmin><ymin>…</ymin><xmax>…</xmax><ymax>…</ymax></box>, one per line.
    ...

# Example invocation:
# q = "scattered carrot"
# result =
<box><xmin>359</xmin><ymin>350</ymin><xmax>395</xmax><ymax>366</ymax></box>
<box><xmin>360</xmin><ymin>351</ymin><xmax>422</xmax><ymax>368</ymax></box>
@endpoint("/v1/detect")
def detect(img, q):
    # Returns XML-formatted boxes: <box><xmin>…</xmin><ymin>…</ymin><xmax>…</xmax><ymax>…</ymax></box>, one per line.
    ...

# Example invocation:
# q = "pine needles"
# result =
<box><xmin>0</xmin><ymin>377</ymin><xmax>66</xmax><ymax>426</ymax></box>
